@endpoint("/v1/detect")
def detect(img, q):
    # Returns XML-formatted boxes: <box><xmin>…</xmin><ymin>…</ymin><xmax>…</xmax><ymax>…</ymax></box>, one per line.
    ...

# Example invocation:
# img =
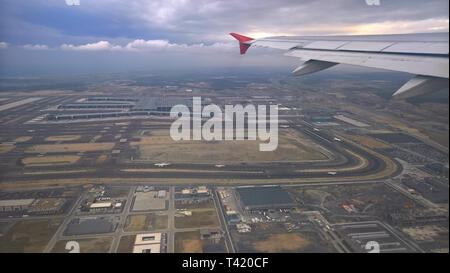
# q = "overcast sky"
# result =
<box><xmin>0</xmin><ymin>0</ymin><xmax>448</xmax><ymax>76</ymax></box>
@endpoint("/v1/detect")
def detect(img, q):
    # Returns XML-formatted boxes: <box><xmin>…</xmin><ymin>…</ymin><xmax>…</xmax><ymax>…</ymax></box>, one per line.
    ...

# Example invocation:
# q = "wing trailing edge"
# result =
<box><xmin>230</xmin><ymin>32</ymin><xmax>449</xmax><ymax>98</ymax></box>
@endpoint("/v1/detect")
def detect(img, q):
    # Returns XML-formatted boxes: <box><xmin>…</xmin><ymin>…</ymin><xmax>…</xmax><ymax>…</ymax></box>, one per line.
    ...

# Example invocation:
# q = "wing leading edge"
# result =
<box><xmin>230</xmin><ymin>32</ymin><xmax>449</xmax><ymax>99</ymax></box>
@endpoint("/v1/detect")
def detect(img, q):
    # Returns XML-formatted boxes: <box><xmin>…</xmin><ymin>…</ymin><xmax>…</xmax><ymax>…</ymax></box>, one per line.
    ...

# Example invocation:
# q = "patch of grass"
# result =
<box><xmin>21</xmin><ymin>155</ymin><xmax>80</xmax><ymax>166</ymax></box>
<box><xmin>115</xmin><ymin>122</ymin><xmax>130</xmax><ymax>126</ymax></box>
<box><xmin>117</xmin><ymin>235</ymin><xmax>135</xmax><ymax>253</ymax></box>
<box><xmin>95</xmin><ymin>155</ymin><xmax>107</xmax><ymax>164</ymax></box>
<box><xmin>124</xmin><ymin>213</ymin><xmax>168</xmax><ymax>231</ymax></box>
<box><xmin>0</xmin><ymin>219</ymin><xmax>62</xmax><ymax>253</ymax></box>
<box><xmin>51</xmin><ymin>237</ymin><xmax>113</xmax><ymax>253</ymax></box>
<box><xmin>14</xmin><ymin>136</ymin><xmax>32</xmax><ymax>143</ymax></box>
<box><xmin>130</xmin><ymin>128</ymin><xmax>326</xmax><ymax>164</ymax></box>
<box><xmin>175</xmin><ymin>210</ymin><xmax>219</xmax><ymax>229</ymax></box>
<box><xmin>22</xmin><ymin>169</ymin><xmax>93</xmax><ymax>175</ymax></box>
<box><xmin>107</xmin><ymin>187</ymin><xmax>129</xmax><ymax>198</ymax></box>
<box><xmin>175</xmin><ymin>231</ymin><xmax>203</xmax><ymax>253</ymax></box>
<box><xmin>345</xmin><ymin>135</ymin><xmax>392</xmax><ymax>149</ymax></box>
<box><xmin>175</xmin><ymin>200</ymin><xmax>215</xmax><ymax>210</ymax></box>
<box><xmin>0</xmin><ymin>145</ymin><xmax>14</xmax><ymax>154</ymax></box>
<box><xmin>253</xmin><ymin>233</ymin><xmax>310</xmax><ymax>253</ymax></box>
<box><xmin>45</xmin><ymin>135</ymin><xmax>81</xmax><ymax>142</ymax></box>
<box><xmin>25</xmin><ymin>142</ymin><xmax>115</xmax><ymax>153</ymax></box>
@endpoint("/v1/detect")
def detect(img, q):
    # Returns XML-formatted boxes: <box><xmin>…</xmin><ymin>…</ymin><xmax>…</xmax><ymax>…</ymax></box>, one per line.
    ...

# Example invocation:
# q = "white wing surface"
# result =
<box><xmin>230</xmin><ymin>32</ymin><xmax>449</xmax><ymax>99</ymax></box>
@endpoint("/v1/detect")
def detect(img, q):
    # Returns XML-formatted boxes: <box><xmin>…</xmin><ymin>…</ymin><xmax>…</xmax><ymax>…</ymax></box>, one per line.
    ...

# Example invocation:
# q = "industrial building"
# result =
<box><xmin>200</xmin><ymin>229</ymin><xmax>222</xmax><ymax>243</ymax></box>
<box><xmin>58</xmin><ymin>104</ymin><xmax>134</xmax><ymax>109</ymax></box>
<box><xmin>28</xmin><ymin>198</ymin><xmax>66</xmax><ymax>214</ymax></box>
<box><xmin>157</xmin><ymin>190</ymin><xmax>166</xmax><ymax>198</ymax></box>
<box><xmin>48</xmin><ymin>96</ymin><xmax>193</xmax><ymax>121</ymax></box>
<box><xmin>89</xmin><ymin>202</ymin><xmax>113</xmax><ymax>210</ymax></box>
<box><xmin>132</xmin><ymin>97</ymin><xmax>192</xmax><ymax>112</ymax></box>
<box><xmin>64</xmin><ymin>217</ymin><xmax>115</xmax><ymax>236</ymax></box>
<box><xmin>47</xmin><ymin>111</ymin><xmax>153</xmax><ymax>121</ymax></box>
<box><xmin>86</xmin><ymin>97</ymin><xmax>138</xmax><ymax>102</ymax></box>
<box><xmin>132</xmin><ymin>233</ymin><xmax>162</xmax><ymax>253</ymax></box>
<box><xmin>180</xmin><ymin>186</ymin><xmax>210</xmax><ymax>197</ymax></box>
<box><xmin>0</xmin><ymin>199</ymin><xmax>35</xmax><ymax>212</ymax></box>
<box><xmin>235</xmin><ymin>186</ymin><xmax>296</xmax><ymax>211</ymax></box>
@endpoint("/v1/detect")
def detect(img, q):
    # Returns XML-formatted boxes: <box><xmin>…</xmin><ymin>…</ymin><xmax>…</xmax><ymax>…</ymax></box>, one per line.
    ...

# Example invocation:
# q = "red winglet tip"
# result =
<box><xmin>230</xmin><ymin>33</ymin><xmax>254</xmax><ymax>54</ymax></box>
<box><xmin>229</xmin><ymin>33</ymin><xmax>253</xmax><ymax>42</ymax></box>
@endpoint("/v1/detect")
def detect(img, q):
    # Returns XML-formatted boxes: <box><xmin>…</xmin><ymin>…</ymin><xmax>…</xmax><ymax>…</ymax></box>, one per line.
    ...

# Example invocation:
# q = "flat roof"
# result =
<box><xmin>65</xmin><ymin>218</ymin><xmax>114</xmax><ymax>236</ymax></box>
<box><xmin>0</xmin><ymin>199</ymin><xmax>35</xmax><ymax>207</ymax></box>
<box><xmin>135</xmin><ymin>233</ymin><xmax>162</xmax><ymax>244</ymax></box>
<box><xmin>133</xmin><ymin>97</ymin><xmax>192</xmax><ymax>110</ymax></box>
<box><xmin>132</xmin><ymin>244</ymin><xmax>160</xmax><ymax>253</ymax></box>
<box><xmin>90</xmin><ymin>202</ymin><xmax>112</xmax><ymax>208</ymax></box>
<box><xmin>236</xmin><ymin>186</ymin><xmax>295</xmax><ymax>209</ymax></box>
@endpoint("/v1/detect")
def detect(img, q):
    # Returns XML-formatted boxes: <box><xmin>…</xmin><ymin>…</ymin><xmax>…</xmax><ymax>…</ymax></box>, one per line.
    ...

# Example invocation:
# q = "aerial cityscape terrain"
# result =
<box><xmin>0</xmin><ymin>69</ymin><xmax>448</xmax><ymax>253</ymax></box>
<box><xmin>0</xmin><ymin>0</ymin><xmax>448</xmax><ymax>260</ymax></box>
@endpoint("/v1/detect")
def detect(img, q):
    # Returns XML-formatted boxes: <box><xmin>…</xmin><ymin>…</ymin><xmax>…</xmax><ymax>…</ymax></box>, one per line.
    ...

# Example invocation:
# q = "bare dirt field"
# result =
<box><xmin>117</xmin><ymin>235</ymin><xmax>135</xmax><ymax>253</ymax></box>
<box><xmin>124</xmin><ymin>213</ymin><xmax>168</xmax><ymax>231</ymax></box>
<box><xmin>95</xmin><ymin>155</ymin><xmax>107</xmax><ymax>164</ymax></box>
<box><xmin>107</xmin><ymin>187</ymin><xmax>130</xmax><ymax>198</ymax></box>
<box><xmin>14</xmin><ymin>136</ymin><xmax>32</xmax><ymax>143</ymax></box>
<box><xmin>0</xmin><ymin>219</ymin><xmax>62</xmax><ymax>253</ymax></box>
<box><xmin>253</xmin><ymin>233</ymin><xmax>310</xmax><ymax>252</ymax></box>
<box><xmin>175</xmin><ymin>200</ymin><xmax>215</xmax><ymax>210</ymax></box>
<box><xmin>175</xmin><ymin>231</ymin><xmax>203</xmax><ymax>253</ymax></box>
<box><xmin>174</xmin><ymin>210</ymin><xmax>219</xmax><ymax>229</ymax></box>
<box><xmin>402</xmin><ymin>225</ymin><xmax>448</xmax><ymax>242</ymax></box>
<box><xmin>51</xmin><ymin>237</ymin><xmax>113</xmax><ymax>253</ymax></box>
<box><xmin>0</xmin><ymin>145</ymin><xmax>14</xmax><ymax>154</ymax></box>
<box><xmin>130</xmin><ymin>129</ymin><xmax>326</xmax><ymax>163</ymax></box>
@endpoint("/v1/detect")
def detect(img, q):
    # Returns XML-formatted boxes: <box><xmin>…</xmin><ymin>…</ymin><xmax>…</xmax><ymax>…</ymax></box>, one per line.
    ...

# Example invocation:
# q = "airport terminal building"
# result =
<box><xmin>47</xmin><ymin>96</ymin><xmax>193</xmax><ymax>121</ymax></box>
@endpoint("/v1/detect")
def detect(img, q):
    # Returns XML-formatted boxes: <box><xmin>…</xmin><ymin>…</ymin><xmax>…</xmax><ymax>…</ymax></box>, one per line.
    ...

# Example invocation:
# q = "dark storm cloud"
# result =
<box><xmin>83</xmin><ymin>0</ymin><xmax>449</xmax><ymax>41</ymax></box>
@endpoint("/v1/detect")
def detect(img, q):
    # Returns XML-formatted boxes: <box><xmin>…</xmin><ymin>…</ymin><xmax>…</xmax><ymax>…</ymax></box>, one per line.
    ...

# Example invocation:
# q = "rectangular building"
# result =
<box><xmin>133</xmin><ymin>233</ymin><xmax>161</xmax><ymax>253</ymax></box>
<box><xmin>0</xmin><ymin>199</ymin><xmax>35</xmax><ymax>212</ymax></box>
<box><xmin>235</xmin><ymin>186</ymin><xmax>296</xmax><ymax>211</ymax></box>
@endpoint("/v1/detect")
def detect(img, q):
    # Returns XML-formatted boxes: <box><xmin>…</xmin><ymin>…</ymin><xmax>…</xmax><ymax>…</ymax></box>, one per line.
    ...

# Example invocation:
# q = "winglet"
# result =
<box><xmin>230</xmin><ymin>33</ymin><xmax>254</xmax><ymax>54</ymax></box>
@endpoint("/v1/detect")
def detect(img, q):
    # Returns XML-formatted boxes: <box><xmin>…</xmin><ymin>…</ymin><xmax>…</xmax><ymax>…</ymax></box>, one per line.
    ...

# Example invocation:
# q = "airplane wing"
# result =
<box><xmin>230</xmin><ymin>32</ymin><xmax>449</xmax><ymax>99</ymax></box>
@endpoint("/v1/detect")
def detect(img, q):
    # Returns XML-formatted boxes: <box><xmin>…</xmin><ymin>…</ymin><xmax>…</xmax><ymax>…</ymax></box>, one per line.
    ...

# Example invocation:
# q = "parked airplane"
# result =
<box><xmin>230</xmin><ymin>32</ymin><xmax>449</xmax><ymax>99</ymax></box>
<box><xmin>154</xmin><ymin>162</ymin><xmax>171</xmax><ymax>167</ymax></box>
